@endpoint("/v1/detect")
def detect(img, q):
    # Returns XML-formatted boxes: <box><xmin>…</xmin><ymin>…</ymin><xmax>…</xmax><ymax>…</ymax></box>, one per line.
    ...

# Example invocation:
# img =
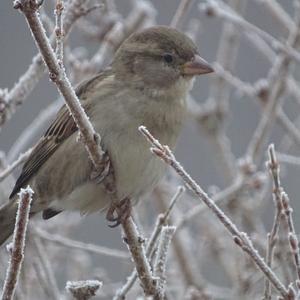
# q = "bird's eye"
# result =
<box><xmin>163</xmin><ymin>53</ymin><xmax>173</xmax><ymax>63</ymax></box>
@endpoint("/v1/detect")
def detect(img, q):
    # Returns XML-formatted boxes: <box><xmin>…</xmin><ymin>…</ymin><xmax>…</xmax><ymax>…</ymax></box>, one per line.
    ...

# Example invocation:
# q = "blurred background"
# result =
<box><xmin>1</xmin><ymin>0</ymin><xmax>300</xmax><ymax>299</ymax></box>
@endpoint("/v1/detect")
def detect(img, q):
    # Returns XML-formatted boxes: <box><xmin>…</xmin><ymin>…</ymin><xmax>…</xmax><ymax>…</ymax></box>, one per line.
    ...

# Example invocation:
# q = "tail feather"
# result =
<box><xmin>0</xmin><ymin>201</ymin><xmax>18</xmax><ymax>246</ymax></box>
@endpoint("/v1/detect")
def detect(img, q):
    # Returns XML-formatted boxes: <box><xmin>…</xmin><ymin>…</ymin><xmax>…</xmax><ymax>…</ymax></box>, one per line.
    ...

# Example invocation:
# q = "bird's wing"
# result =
<box><xmin>9</xmin><ymin>70</ymin><xmax>111</xmax><ymax>199</ymax></box>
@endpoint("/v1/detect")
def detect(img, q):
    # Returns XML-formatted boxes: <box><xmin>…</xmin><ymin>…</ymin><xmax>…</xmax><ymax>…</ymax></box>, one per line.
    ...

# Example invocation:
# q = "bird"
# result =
<box><xmin>0</xmin><ymin>25</ymin><xmax>213</xmax><ymax>245</ymax></box>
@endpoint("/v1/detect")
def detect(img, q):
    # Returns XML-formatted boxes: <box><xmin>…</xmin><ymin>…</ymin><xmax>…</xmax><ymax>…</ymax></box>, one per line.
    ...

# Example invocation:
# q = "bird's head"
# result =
<box><xmin>112</xmin><ymin>26</ymin><xmax>213</xmax><ymax>98</ymax></box>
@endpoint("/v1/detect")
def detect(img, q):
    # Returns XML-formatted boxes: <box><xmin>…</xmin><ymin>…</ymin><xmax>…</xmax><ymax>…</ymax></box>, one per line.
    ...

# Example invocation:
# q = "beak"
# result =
<box><xmin>182</xmin><ymin>55</ymin><xmax>214</xmax><ymax>75</ymax></box>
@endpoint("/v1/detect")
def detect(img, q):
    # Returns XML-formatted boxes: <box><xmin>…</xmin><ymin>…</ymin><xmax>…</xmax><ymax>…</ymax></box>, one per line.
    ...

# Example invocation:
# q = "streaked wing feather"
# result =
<box><xmin>10</xmin><ymin>139</ymin><xmax>59</xmax><ymax>198</ymax></box>
<box><xmin>9</xmin><ymin>70</ymin><xmax>110</xmax><ymax>199</ymax></box>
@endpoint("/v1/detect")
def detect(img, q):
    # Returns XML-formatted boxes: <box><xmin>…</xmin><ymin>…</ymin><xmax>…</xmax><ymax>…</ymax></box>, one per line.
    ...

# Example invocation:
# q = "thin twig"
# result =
<box><xmin>55</xmin><ymin>0</ymin><xmax>64</xmax><ymax>67</ymax></box>
<box><xmin>73</xmin><ymin>0</ymin><xmax>155</xmax><ymax>77</ymax></box>
<box><xmin>245</xmin><ymin>2</ymin><xmax>300</xmax><ymax>163</ymax></box>
<box><xmin>199</xmin><ymin>0</ymin><xmax>300</xmax><ymax>64</ymax></box>
<box><xmin>32</xmin><ymin>227</ymin><xmax>129</xmax><ymax>259</ymax></box>
<box><xmin>154</xmin><ymin>226</ymin><xmax>176</xmax><ymax>298</ymax></box>
<box><xmin>139</xmin><ymin>126</ymin><xmax>290</xmax><ymax>299</ymax></box>
<box><xmin>211</xmin><ymin>65</ymin><xmax>300</xmax><ymax>149</ymax></box>
<box><xmin>255</xmin><ymin>0</ymin><xmax>295</xmax><ymax>33</ymax></box>
<box><xmin>170</xmin><ymin>0</ymin><xmax>194</xmax><ymax>29</ymax></box>
<box><xmin>114</xmin><ymin>186</ymin><xmax>184</xmax><ymax>300</ymax></box>
<box><xmin>0</xmin><ymin>148</ymin><xmax>32</xmax><ymax>183</ymax></box>
<box><xmin>40</xmin><ymin>7</ymin><xmax>54</xmax><ymax>33</ymax></box>
<box><xmin>276</xmin><ymin>152</ymin><xmax>300</xmax><ymax>166</ymax></box>
<box><xmin>0</xmin><ymin>0</ymin><xmax>91</xmax><ymax>130</ymax></box>
<box><xmin>153</xmin><ymin>184</ymin><xmax>209</xmax><ymax>294</ymax></box>
<box><xmin>263</xmin><ymin>144</ymin><xmax>284</xmax><ymax>300</ymax></box>
<box><xmin>264</xmin><ymin>145</ymin><xmax>300</xmax><ymax>295</ymax></box>
<box><xmin>276</xmin><ymin>109</ymin><xmax>300</xmax><ymax>148</ymax></box>
<box><xmin>147</xmin><ymin>186</ymin><xmax>185</xmax><ymax>260</ymax></box>
<box><xmin>31</xmin><ymin>237</ymin><xmax>60</xmax><ymax>299</ymax></box>
<box><xmin>199</xmin><ymin>0</ymin><xmax>246</xmax><ymax>183</ymax></box>
<box><xmin>1</xmin><ymin>186</ymin><xmax>33</xmax><ymax>300</ymax></box>
<box><xmin>244</xmin><ymin>30</ymin><xmax>300</xmax><ymax>104</ymax></box>
<box><xmin>282</xmin><ymin>193</ymin><xmax>300</xmax><ymax>282</ymax></box>
<box><xmin>14</xmin><ymin>0</ymin><xmax>107</xmax><ymax>172</ymax></box>
<box><xmin>176</xmin><ymin>174</ymin><xmax>245</xmax><ymax>230</ymax></box>
<box><xmin>120</xmin><ymin>216</ymin><xmax>160</xmax><ymax>298</ymax></box>
<box><xmin>8</xmin><ymin>99</ymin><xmax>61</xmax><ymax>162</ymax></box>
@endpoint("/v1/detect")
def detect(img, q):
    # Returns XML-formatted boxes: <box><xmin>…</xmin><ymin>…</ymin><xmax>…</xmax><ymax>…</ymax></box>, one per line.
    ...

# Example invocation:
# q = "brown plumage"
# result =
<box><xmin>0</xmin><ymin>26</ymin><xmax>213</xmax><ymax>246</ymax></box>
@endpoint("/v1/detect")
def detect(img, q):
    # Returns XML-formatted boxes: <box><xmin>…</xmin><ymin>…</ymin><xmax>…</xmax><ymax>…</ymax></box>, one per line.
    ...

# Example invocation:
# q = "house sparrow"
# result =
<box><xmin>0</xmin><ymin>25</ymin><xmax>213</xmax><ymax>245</ymax></box>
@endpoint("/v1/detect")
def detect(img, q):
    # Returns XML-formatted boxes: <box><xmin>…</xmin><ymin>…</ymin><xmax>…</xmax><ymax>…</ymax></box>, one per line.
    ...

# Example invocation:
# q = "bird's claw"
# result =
<box><xmin>106</xmin><ymin>197</ymin><xmax>131</xmax><ymax>228</ymax></box>
<box><xmin>90</xmin><ymin>153</ymin><xmax>110</xmax><ymax>184</ymax></box>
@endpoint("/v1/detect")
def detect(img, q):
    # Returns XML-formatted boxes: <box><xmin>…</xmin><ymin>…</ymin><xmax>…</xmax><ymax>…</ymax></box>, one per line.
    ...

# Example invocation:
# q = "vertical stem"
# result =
<box><xmin>1</xmin><ymin>187</ymin><xmax>33</xmax><ymax>300</ymax></box>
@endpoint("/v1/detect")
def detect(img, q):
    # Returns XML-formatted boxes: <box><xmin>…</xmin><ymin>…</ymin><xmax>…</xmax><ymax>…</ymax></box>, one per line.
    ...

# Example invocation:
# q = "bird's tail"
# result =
<box><xmin>0</xmin><ymin>201</ymin><xmax>18</xmax><ymax>246</ymax></box>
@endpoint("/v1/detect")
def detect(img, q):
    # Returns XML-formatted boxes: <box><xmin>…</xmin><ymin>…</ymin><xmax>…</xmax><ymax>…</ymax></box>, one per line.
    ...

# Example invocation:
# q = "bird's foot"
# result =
<box><xmin>106</xmin><ymin>197</ymin><xmax>131</xmax><ymax>228</ymax></box>
<box><xmin>90</xmin><ymin>152</ymin><xmax>110</xmax><ymax>184</ymax></box>
<box><xmin>90</xmin><ymin>152</ymin><xmax>117</xmax><ymax>194</ymax></box>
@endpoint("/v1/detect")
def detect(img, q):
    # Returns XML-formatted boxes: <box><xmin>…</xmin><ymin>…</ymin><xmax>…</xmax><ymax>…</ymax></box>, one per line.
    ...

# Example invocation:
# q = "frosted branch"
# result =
<box><xmin>263</xmin><ymin>144</ymin><xmax>284</xmax><ymax>300</ymax></box>
<box><xmin>54</xmin><ymin>0</ymin><xmax>64</xmax><ymax>67</ymax></box>
<box><xmin>276</xmin><ymin>152</ymin><xmax>300</xmax><ymax>166</ymax></box>
<box><xmin>0</xmin><ymin>148</ymin><xmax>32</xmax><ymax>183</ymax></box>
<box><xmin>176</xmin><ymin>174</ymin><xmax>245</xmax><ymax>230</ymax></box>
<box><xmin>245</xmin><ymin>2</ymin><xmax>300</xmax><ymax>162</ymax></box>
<box><xmin>33</xmin><ymin>227</ymin><xmax>129</xmax><ymax>259</ymax></box>
<box><xmin>72</xmin><ymin>0</ymin><xmax>156</xmax><ymax>77</ymax></box>
<box><xmin>120</xmin><ymin>216</ymin><xmax>160</xmax><ymax>298</ymax></box>
<box><xmin>199</xmin><ymin>0</ymin><xmax>300</xmax><ymax>64</ymax></box>
<box><xmin>8</xmin><ymin>99</ymin><xmax>61</xmax><ymax>162</ymax></box>
<box><xmin>154</xmin><ymin>226</ymin><xmax>176</xmax><ymax>298</ymax></box>
<box><xmin>212</xmin><ymin>65</ymin><xmax>300</xmax><ymax>149</ymax></box>
<box><xmin>1</xmin><ymin>186</ymin><xmax>33</xmax><ymax>300</ymax></box>
<box><xmin>14</xmin><ymin>0</ymin><xmax>107</xmax><ymax>173</ymax></box>
<box><xmin>282</xmin><ymin>193</ymin><xmax>300</xmax><ymax>282</ymax></box>
<box><xmin>139</xmin><ymin>126</ymin><xmax>290</xmax><ymax>299</ymax></box>
<box><xmin>66</xmin><ymin>280</ymin><xmax>102</xmax><ymax>300</ymax></box>
<box><xmin>0</xmin><ymin>0</ymin><xmax>94</xmax><ymax>130</ymax></box>
<box><xmin>31</xmin><ymin>237</ymin><xmax>60</xmax><ymax>299</ymax></box>
<box><xmin>114</xmin><ymin>186</ymin><xmax>184</xmax><ymax>300</ymax></box>
<box><xmin>255</xmin><ymin>0</ymin><xmax>295</xmax><ymax>33</ymax></box>
<box><xmin>170</xmin><ymin>0</ymin><xmax>193</xmax><ymax>29</ymax></box>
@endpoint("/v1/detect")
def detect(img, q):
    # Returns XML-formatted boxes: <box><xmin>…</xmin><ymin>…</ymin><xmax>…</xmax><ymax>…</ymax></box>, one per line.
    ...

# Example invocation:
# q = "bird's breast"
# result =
<box><xmin>90</xmin><ymin>88</ymin><xmax>187</xmax><ymax>201</ymax></box>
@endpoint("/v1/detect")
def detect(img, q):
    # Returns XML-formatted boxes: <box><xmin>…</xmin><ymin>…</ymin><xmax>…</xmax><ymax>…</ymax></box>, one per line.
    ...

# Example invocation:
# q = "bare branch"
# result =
<box><xmin>31</xmin><ymin>237</ymin><xmax>60</xmax><ymax>299</ymax></box>
<box><xmin>1</xmin><ymin>186</ymin><xmax>33</xmax><ymax>300</ymax></box>
<box><xmin>282</xmin><ymin>192</ymin><xmax>300</xmax><ymax>282</ymax></box>
<box><xmin>255</xmin><ymin>0</ymin><xmax>295</xmax><ymax>33</ymax></box>
<box><xmin>120</xmin><ymin>217</ymin><xmax>159</xmax><ymax>298</ymax></box>
<box><xmin>0</xmin><ymin>0</ymin><xmax>93</xmax><ymax>130</ymax></box>
<box><xmin>54</xmin><ymin>0</ymin><xmax>64</xmax><ymax>67</ymax></box>
<box><xmin>14</xmin><ymin>0</ymin><xmax>107</xmax><ymax>172</ymax></box>
<box><xmin>211</xmin><ymin>65</ymin><xmax>300</xmax><ymax>149</ymax></box>
<box><xmin>66</xmin><ymin>280</ymin><xmax>102</xmax><ymax>300</ymax></box>
<box><xmin>8</xmin><ymin>99</ymin><xmax>61</xmax><ymax>162</ymax></box>
<box><xmin>32</xmin><ymin>227</ymin><xmax>129</xmax><ymax>259</ymax></box>
<box><xmin>245</xmin><ymin>2</ymin><xmax>300</xmax><ymax>162</ymax></box>
<box><xmin>0</xmin><ymin>148</ymin><xmax>32</xmax><ymax>183</ymax></box>
<box><xmin>176</xmin><ymin>174</ymin><xmax>245</xmax><ymax>230</ymax></box>
<box><xmin>154</xmin><ymin>226</ymin><xmax>176</xmax><ymax>298</ymax></box>
<box><xmin>114</xmin><ymin>186</ymin><xmax>184</xmax><ymax>300</ymax></box>
<box><xmin>199</xmin><ymin>0</ymin><xmax>300</xmax><ymax>64</ymax></box>
<box><xmin>139</xmin><ymin>126</ymin><xmax>290</xmax><ymax>299</ymax></box>
<box><xmin>263</xmin><ymin>144</ymin><xmax>284</xmax><ymax>300</ymax></box>
<box><xmin>170</xmin><ymin>0</ymin><xmax>194</xmax><ymax>29</ymax></box>
<box><xmin>276</xmin><ymin>152</ymin><xmax>300</xmax><ymax>166</ymax></box>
